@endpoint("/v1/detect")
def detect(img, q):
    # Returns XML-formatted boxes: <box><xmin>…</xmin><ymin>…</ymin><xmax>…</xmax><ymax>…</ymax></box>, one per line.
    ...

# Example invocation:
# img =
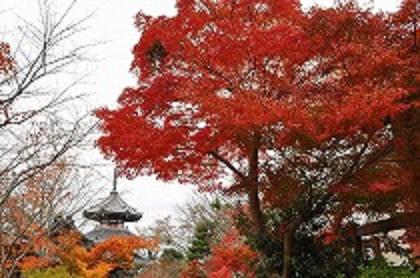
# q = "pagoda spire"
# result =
<box><xmin>112</xmin><ymin>167</ymin><xmax>118</xmax><ymax>193</ymax></box>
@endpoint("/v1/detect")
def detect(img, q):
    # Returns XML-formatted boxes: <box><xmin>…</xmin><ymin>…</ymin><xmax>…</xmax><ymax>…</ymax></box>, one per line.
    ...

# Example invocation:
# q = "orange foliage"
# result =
<box><xmin>180</xmin><ymin>260</ymin><xmax>206</xmax><ymax>278</ymax></box>
<box><xmin>19</xmin><ymin>232</ymin><xmax>158</xmax><ymax>278</ymax></box>
<box><xmin>17</xmin><ymin>230</ymin><xmax>81</xmax><ymax>271</ymax></box>
<box><xmin>0</xmin><ymin>164</ymin><xmax>74</xmax><ymax>272</ymax></box>
<box><xmin>75</xmin><ymin>235</ymin><xmax>158</xmax><ymax>277</ymax></box>
<box><xmin>180</xmin><ymin>228</ymin><xmax>257</xmax><ymax>278</ymax></box>
<box><xmin>19</xmin><ymin>256</ymin><xmax>51</xmax><ymax>270</ymax></box>
<box><xmin>206</xmin><ymin>228</ymin><xmax>256</xmax><ymax>278</ymax></box>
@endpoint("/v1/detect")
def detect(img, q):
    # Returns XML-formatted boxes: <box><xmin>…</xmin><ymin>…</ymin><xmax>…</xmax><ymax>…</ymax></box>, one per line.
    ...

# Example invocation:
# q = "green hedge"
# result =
<box><xmin>23</xmin><ymin>266</ymin><xmax>80</xmax><ymax>278</ymax></box>
<box><xmin>356</xmin><ymin>262</ymin><xmax>420</xmax><ymax>278</ymax></box>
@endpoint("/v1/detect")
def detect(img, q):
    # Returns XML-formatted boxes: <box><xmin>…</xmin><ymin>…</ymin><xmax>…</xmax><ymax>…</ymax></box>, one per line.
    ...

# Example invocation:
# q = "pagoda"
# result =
<box><xmin>83</xmin><ymin>169</ymin><xmax>142</xmax><ymax>244</ymax></box>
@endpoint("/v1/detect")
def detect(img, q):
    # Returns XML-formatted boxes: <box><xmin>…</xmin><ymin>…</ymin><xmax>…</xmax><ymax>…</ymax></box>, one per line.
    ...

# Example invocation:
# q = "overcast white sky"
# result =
<box><xmin>0</xmin><ymin>0</ymin><xmax>403</xmax><ymax>229</ymax></box>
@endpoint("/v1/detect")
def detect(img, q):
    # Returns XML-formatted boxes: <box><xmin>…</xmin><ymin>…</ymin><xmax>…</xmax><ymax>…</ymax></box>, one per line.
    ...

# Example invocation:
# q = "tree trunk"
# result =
<box><xmin>247</xmin><ymin>185</ymin><xmax>265</xmax><ymax>235</ymax></box>
<box><xmin>281</xmin><ymin>220</ymin><xmax>300</xmax><ymax>278</ymax></box>
<box><xmin>282</xmin><ymin>228</ymin><xmax>293</xmax><ymax>278</ymax></box>
<box><xmin>247</xmin><ymin>137</ymin><xmax>266</xmax><ymax>235</ymax></box>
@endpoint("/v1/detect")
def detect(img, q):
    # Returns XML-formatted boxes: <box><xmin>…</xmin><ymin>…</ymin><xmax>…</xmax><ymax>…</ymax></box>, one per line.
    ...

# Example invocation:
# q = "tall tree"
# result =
<box><xmin>97</xmin><ymin>0</ymin><xmax>419</xmax><ymax>275</ymax></box>
<box><xmin>0</xmin><ymin>0</ymin><xmax>96</xmax><ymax>209</ymax></box>
<box><xmin>0</xmin><ymin>1</ymin><xmax>100</xmax><ymax>276</ymax></box>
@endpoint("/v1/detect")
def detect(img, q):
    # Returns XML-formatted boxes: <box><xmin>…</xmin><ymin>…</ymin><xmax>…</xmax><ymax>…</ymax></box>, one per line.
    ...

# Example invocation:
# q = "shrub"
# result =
<box><xmin>357</xmin><ymin>261</ymin><xmax>419</xmax><ymax>278</ymax></box>
<box><xmin>23</xmin><ymin>266</ymin><xmax>79</xmax><ymax>278</ymax></box>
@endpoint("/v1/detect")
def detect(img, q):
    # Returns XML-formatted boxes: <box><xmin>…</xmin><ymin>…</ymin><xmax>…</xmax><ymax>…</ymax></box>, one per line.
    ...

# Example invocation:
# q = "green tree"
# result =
<box><xmin>187</xmin><ymin>220</ymin><xmax>215</xmax><ymax>261</ymax></box>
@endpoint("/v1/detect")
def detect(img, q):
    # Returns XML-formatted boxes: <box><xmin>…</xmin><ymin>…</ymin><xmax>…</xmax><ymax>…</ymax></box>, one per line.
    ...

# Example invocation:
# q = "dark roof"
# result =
<box><xmin>83</xmin><ymin>190</ymin><xmax>142</xmax><ymax>222</ymax></box>
<box><xmin>84</xmin><ymin>226</ymin><xmax>134</xmax><ymax>243</ymax></box>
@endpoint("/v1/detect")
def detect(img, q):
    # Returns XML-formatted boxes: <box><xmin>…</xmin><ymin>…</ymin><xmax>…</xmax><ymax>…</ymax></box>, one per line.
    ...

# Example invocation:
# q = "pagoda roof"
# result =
<box><xmin>83</xmin><ymin>190</ymin><xmax>142</xmax><ymax>222</ymax></box>
<box><xmin>84</xmin><ymin>226</ymin><xmax>134</xmax><ymax>243</ymax></box>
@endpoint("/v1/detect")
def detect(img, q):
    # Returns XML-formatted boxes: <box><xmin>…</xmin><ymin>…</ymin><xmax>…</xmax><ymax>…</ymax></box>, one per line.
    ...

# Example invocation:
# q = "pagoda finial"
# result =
<box><xmin>112</xmin><ymin>167</ymin><xmax>118</xmax><ymax>192</ymax></box>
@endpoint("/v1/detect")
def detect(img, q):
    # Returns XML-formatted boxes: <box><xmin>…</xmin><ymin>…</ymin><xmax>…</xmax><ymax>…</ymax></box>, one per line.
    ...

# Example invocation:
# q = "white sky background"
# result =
<box><xmin>0</xmin><ymin>0</ymin><xmax>403</xmax><ymax>230</ymax></box>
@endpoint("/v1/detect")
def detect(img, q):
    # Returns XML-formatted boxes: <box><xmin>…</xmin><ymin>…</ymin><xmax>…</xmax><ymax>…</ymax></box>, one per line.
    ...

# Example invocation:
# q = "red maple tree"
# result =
<box><xmin>97</xmin><ymin>0</ymin><xmax>419</xmax><ymax>275</ymax></box>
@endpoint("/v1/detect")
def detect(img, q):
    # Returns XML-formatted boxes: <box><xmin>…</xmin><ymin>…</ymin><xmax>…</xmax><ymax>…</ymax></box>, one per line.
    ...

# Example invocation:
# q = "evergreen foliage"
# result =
<box><xmin>357</xmin><ymin>261</ymin><xmax>420</xmax><ymax>278</ymax></box>
<box><xmin>186</xmin><ymin>220</ymin><xmax>215</xmax><ymax>261</ymax></box>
